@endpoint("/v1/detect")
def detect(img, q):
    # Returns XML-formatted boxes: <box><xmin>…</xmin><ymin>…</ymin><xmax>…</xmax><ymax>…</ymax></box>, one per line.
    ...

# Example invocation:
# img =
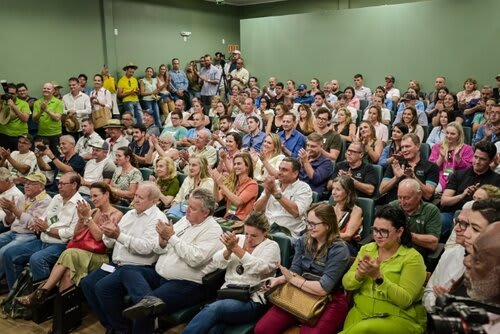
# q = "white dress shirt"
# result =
<box><xmin>41</xmin><ymin>191</ymin><xmax>83</xmax><ymax>243</ymax></box>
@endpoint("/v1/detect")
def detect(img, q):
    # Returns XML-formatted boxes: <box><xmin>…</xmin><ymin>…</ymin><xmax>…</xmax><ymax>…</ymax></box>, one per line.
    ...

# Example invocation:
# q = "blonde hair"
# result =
<box><xmin>156</xmin><ymin>156</ymin><xmax>177</xmax><ymax>180</ymax></box>
<box><xmin>189</xmin><ymin>155</ymin><xmax>210</xmax><ymax>180</ymax></box>
<box><xmin>441</xmin><ymin>122</ymin><xmax>465</xmax><ymax>162</ymax></box>
<box><xmin>267</xmin><ymin>133</ymin><xmax>282</xmax><ymax>158</ymax></box>
<box><xmin>337</xmin><ymin>108</ymin><xmax>353</xmax><ymax>125</ymax></box>
<box><xmin>223</xmin><ymin>152</ymin><xmax>254</xmax><ymax>192</ymax></box>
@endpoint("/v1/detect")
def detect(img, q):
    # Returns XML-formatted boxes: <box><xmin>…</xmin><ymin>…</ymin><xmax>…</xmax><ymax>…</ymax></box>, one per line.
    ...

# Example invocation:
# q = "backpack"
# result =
<box><xmin>1</xmin><ymin>267</ymin><xmax>34</xmax><ymax>319</ymax></box>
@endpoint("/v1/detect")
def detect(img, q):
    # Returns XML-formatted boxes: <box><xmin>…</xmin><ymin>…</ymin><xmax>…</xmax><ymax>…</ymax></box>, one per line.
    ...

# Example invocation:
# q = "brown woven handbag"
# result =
<box><xmin>268</xmin><ymin>282</ymin><xmax>331</xmax><ymax>326</ymax></box>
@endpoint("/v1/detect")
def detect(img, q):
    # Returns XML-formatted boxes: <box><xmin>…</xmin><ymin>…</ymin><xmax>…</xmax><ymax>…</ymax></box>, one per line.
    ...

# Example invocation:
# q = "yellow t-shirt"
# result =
<box><xmin>117</xmin><ymin>76</ymin><xmax>139</xmax><ymax>102</ymax></box>
<box><xmin>103</xmin><ymin>75</ymin><xmax>116</xmax><ymax>94</ymax></box>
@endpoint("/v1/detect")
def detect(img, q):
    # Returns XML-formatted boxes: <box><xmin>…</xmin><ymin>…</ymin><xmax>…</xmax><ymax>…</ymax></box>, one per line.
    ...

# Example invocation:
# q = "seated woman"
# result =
<box><xmin>344</xmin><ymin>86</ymin><xmax>360</xmax><ymax>110</ymax></box>
<box><xmin>217</xmin><ymin>132</ymin><xmax>242</xmax><ymax>176</ymax></box>
<box><xmin>297</xmin><ymin>104</ymin><xmax>315</xmax><ymax>136</ymax></box>
<box><xmin>210</xmin><ymin>100</ymin><xmax>228</xmax><ymax>132</ymax></box>
<box><xmin>154</xmin><ymin>157</ymin><xmax>180</xmax><ymax>211</ymax></box>
<box><xmin>340</xmin><ymin>205</ymin><xmax>427</xmax><ymax>334</ymax></box>
<box><xmin>110</xmin><ymin>147</ymin><xmax>143</xmax><ymax>205</ymax></box>
<box><xmin>270</xmin><ymin>102</ymin><xmax>288</xmax><ymax>134</ymax></box>
<box><xmin>168</xmin><ymin>155</ymin><xmax>213</xmax><ymax>217</ymax></box>
<box><xmin>429</xmin><ymin>122</ymin><xmax>473</xmax><ymax>193</ymax></box>
<box><xmin>401</xmin><ymin>106</ymin><xmax>424</xmax><ymax>143</ymax></box>
<box><xmin>331</xmin><ymin>176</ymin><xmax>362</xmax><ymax>256</ymax></box>
<box><xmin>426</xmin><ymin>109</ymin><xmax>455</xmax><ymax>149</ymax></box>
<box><xmin>257</xmin><ymin>96</ymin><xmax>274</xmax><ymax>134</ymax></box>
<box><xmin>146</xmin><ymin>133</ymin><xmax>179</xmax><ymax>168</ymax></box>
<box><xmin>358</xmin><ymin>120</ymin><xmax>384</xmax><ymax>164</ymax></box>
<box><xmin>251</xmin><ymin>133</ymin><xmax>285</xmax><ymax>182</ymax></box>
<box><xmin>365</xmin><ymin>105</ymin><xmax>388</xmax><ymax>142</ymax></box>
<box><xmin>374</xmin><ymin>86</ymin><xmax>392</xmax><ymax>111</ymax></box>
<box><xmin>457</xmin><ymin>78</ymin><xmax>481</xmax><ymax>126</ymax></box>
<box><xmin>425</xmin><ymin>87</ymin><xmax>448</xmax><ymax>123</ymax></box>
<box><xmin>182</xmin><ymin>212</ymin><xmax>281</xmax><ymax>334</ymax></box>
<box><xmin>442</xmin><ymin>93</ymin><xmax>465</xmax><ymax>125</ymax></box>
<box><xmin>17</xmin><ymin>182</ymin><xmax>123</xmax><ymax>305</ymax></box>
<box><xmin>333</xmin><ymin>108</ymin><xmax>356</xmax><ymax>143</ymax></box>
<box><xmin>210</xmin><ymin>152</ymin><xmax>258</xmax><ymax>221</ymax></box>
<box><xmin>378</xmin><ymin>123</ymin><xmax>409</xmax><ymax>169</ymax></box>
<box><xmin>472</xmin><ymin>98</ymin><xmax>494</xmax><ymax>134</ymax></box>
<box><xmin>255</xmin><ymin>203</ymin><xmax>351</xmax><ymax>334</ymax></box>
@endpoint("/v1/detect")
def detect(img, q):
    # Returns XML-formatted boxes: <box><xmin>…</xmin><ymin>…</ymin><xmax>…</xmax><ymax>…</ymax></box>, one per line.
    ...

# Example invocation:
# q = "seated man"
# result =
<box><xmin>298</xmin><ymin>133</ymin><xmax>333</xmax><ymax>196</ymax></box>
<box><xmin>36</xmin><ymin>135</ymin><xmax>86</xmax><ymax>190</ymax></box>
<box><xmin>390</xmin><ymin>179</ymin><xmax>441</xmax><ymax>260</ymax></box>
<box><xmin>314</xmin><ymin>108</ymin><xmax>341</xmax><ymax>161</ymax></box>
<box><xmin>121</xmin><ymin>188</ymin><xmax>223</xmax><ymax>334</ymax></box>
<box><xmin>379</xmin><ymin>133</ymin><xmax>438</xmax><ymax>204</ymax></box>
<box><xmin>104</xmin><ymin>119</ymin><xmax>130</xmax><ymax>161</ymax></box>
<box><xmin>254</xmin><ymin>157</ymin><xmax>312</xmax><ymax>238</ymax></box>
<box><xmin>79</xmin><ymin>139</ymin><xmax>116</xmax><ymax>195</ymax></box>
<box><xmin>473</xmin><ymin>102</ymin><xmax>499</xmax><ymax>144</ymax></box>
<box><xmin>212</xmin><ymin>115</ymin><xmax>234</xmax><ymax>149</ymax></box>
<box><xmin>242</xmin><ymin>116</ymin><xmax>265</xmax><ymax>152</ymax></box>
<box><xmin>0</xmin><ymin>167</ymin><xmax>24</xmax><ymax>232</ymax></box>
<box><xmin>143</xmin><ymin>109</ymin><xmax>160</xmax><ymax>137</ymax></box>
<box><xmin>278</xmin><ymin>113</ymin><xmax>306</xmax><ymax>159</ymax></box>
<box><xmin>294</xmin><ymin>84</ymin><xmax>314</xmax><ymax>105</ymax></box>
<box><xmin>178</xmin><ymin>129</ymin><xmax>217</xmax><ymax>172</ymax></box>
<box><xmin>129</xmin><ymin>124</ymin><xmax>152</xmax><ymax>168</ymax></box>
<box><xmin>0</xmin><ymin>134</ymin><xmax>36</xmax><ymax>181</ymax></box>
<box><xmin>74</xmin><ymin>118</ymin><xmax>103</xmax><ymax>160</ymax></box>
<box><xmin>329</xmin><ymin>141</ymin><xmax>377</xmax><ymax>198</ymax></box>
<box><xmin>232</xmin><ymin>97</ymin><xmax>261</xmax><ymax>135</ymax></box>
<box><xmin>161</xmin><ymin>110</ymin><xmax>187</xmax><ymax>143</ymax></box>
<box><xmin>440</xmin><ymin>141</ymin><xmax>500</xmax><ymax>239</ymax></box>
<box><xmin>3</xmin><ymin>172</ymin><xmax>82</xmax><ymax>289</ymax></box>
<box><xmin>0</xmin><ymin>172</ymin><xmax>51</xmax><ymax>287</ymax></box>
<box><xmin>178</xmin><ymin>112</ymin><xmax>209</xmax><ymax>148</ymax></box>
<box><xmin>80</xmin><ymin>181</ymin><xmax>167</xmax><ymax>334</ymax></box>
<box><xmin>423</xmin><ymin>208</ymin><xmax>469</xmax><ymax>312</ymax></box>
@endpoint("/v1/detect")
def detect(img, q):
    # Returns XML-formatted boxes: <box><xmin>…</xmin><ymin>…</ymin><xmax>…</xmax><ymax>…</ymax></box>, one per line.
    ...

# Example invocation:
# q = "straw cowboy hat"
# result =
<box><xmin>0</xmin><ymin>105</ymin><xmax>15</xmax><ymax>125</ymax></box>
<box><xmin>102</xmin><ymin>118</ymin><xmax>124</xmax><ymax>128</ymax></box>
<box><xmin>122</xmin><ymin>62</ymin><xmax>138</xmax><ymax>71</ymax></box>
<box><xmin>64</xmin><ymin>114</ymin><xmax>80</xmax><ymax>132</ymax></box>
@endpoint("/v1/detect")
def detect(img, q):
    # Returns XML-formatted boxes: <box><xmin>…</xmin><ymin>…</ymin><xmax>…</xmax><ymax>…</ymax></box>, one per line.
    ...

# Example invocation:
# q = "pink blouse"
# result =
<box><xmin>429</xmin><ymin>143</ymin><xmax>474</xmax><ymax>190</ymax></box>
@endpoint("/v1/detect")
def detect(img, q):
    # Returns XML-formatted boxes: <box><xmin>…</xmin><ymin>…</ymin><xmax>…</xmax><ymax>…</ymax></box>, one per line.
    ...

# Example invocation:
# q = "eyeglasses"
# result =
<box><xmin>317</xmin><ymin>117</ymin><xmax>329</xmax><ymax>122</ymax></box>
<box><xmin>306</xmin><ymin>220</ymin><xmax>324</xmax><ymax>229</ymax></box>
<box><xmin>454</xmin><ymin>217</ymin><xmax>470</xmax><ymax>230</ymax></box>
<box><xmin>58</xmin><ymin>181</ymin><xmax>74</xmax><ymax>187</ymax></box>
<box><xmin>372</xmin><ymin>227</ymin><xmax>394</xmax><ymax>238</ymax></box>
<box><xmin>347</xmin><ymin>149</ymin><xmax>362</xmax><ymax>154</ymax></box>
<box><xmin>171</xmin><ymin>117</ymin><xmax>180</xmax><ymax>120</ymax></box>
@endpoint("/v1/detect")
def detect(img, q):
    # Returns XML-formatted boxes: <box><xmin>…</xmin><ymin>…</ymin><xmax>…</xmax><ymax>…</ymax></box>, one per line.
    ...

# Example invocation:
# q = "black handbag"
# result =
<box><xmin>217</xmin><ymin>284</ymin><xmax>252</xmax><ymax>301</ymax></box>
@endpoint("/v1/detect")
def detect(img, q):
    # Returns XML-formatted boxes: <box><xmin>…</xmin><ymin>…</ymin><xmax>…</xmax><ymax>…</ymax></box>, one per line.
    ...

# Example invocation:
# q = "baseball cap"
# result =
<box><xmin>297</xmin><ymin>84</ymin><xmax>307</xmax><ymax>90</ymax></box>
<box><xmin>22</xmin><ymin>171</ymin><xmax>47</xmax><ymax>185</ymax></box>
<box><xmin>496</xmin><ymin>74</ymin><xmax>500</xmax><ymax>80</ymax></box>
<box><xmin>401</xmin><ymin>93</ymin><xmax>416</xmax><ymax>101</ymax></box>
<box><xmin>88</xmin><ymin>139</ymin><xmax>109</xmax><ymax>151</ymax></box>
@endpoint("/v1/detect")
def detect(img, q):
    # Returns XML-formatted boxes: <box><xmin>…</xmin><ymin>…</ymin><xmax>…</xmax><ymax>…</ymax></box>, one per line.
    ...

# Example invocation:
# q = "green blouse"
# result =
<box><xmin>341</xmin><ymin>242</ymin><xmax>427</xmax><ymax>334</ymax></box>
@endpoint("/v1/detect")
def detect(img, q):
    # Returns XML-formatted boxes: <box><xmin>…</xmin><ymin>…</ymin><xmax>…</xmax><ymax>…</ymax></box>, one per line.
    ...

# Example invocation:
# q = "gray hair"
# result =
<box><xmin>199</xmin><ymin>129</ymin><xmax>212</xmax><ymax>143</ymax></box>
<box><xmin>159</xmin><ymin>132</ymin><xmax>176</xmax><ymax>148</ymax></box>
<box><xmin>399</xmin><ymin>178</ymin><xmax>421</xmax><ymax>193</ymax></box>
<box><xmin>190</xmin><ymin>187</ymin><xmax>215</xmax><ymax>215</ymax></box>
<box><xmin>140</xmin><ymin>181</ymin><xmax>161</xmax><ymax>202</ymax></box>
<box><xmin>60</xmin><ymin>135</ymin><xmax>76</xmax><ymax>145</ymax></box>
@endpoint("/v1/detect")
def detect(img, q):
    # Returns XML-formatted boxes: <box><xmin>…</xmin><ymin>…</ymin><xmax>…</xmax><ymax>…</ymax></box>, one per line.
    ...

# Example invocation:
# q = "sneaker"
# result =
<box><xmin>122</xmin><ymin>296</ymin><xmax>166</xmax><ymax>320</ymax></box>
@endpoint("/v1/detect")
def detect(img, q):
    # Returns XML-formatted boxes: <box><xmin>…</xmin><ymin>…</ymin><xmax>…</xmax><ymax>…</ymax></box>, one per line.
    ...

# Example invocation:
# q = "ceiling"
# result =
<box><xmin>205</xmin><ymin>0</ymin><xmax>287</xmax><ymax>6</ymax></box>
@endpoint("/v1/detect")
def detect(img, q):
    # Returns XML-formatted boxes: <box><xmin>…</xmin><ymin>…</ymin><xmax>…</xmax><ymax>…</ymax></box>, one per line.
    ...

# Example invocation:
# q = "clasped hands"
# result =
<box><xmin>356</xmin><ymin>255</ymin><xmax>381</xmax><ymax>281</ymax></box>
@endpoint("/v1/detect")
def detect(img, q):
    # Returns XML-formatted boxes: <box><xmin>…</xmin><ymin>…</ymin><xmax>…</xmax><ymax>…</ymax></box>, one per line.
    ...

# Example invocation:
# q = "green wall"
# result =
<box><xmin>1</xmin><ymin>0</ymin><xmax>240</xmax><ymax>96</ymax></box>
<box><xmin>240</xmin><ymin>0</ymin><xmax>499</xmax><ymax>93</ymax></box>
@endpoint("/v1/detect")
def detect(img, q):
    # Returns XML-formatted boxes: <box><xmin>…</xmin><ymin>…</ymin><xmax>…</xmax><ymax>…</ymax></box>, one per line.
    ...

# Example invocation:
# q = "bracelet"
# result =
<box><xmin>81</xmin><ymin>217</ymin><xmax>92</xmax><ymax>225</ymax></box>
<box><xmin>300</xmin><ymin>278</ymin><xmax>306</xmax><ymax>289</ymax></box>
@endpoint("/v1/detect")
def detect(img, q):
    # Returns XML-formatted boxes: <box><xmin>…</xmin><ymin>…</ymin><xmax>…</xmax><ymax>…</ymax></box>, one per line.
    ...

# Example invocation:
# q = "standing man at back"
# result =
<box><xmin>118</xmin><ymin>63</ymin><xmax>142</xmax><ymax>124</ymax></box>
<box><xmin>199</xmin><ymin>54</ymin><xmax>221</xmax><ymax>113</ymax></box>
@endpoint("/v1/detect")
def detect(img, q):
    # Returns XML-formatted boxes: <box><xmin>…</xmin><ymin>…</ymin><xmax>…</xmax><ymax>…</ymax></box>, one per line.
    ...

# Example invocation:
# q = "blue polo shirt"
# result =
<box><xmin>295</xmin><ymin>94</ymin><xmax>314</xmax><ymax>105</ymax></box>
<box><xmin>299</xmin><ymin>155</ymin><xmax>333</xmax><ymax>194</ymax></box>
<box><xmin>279</xmin><ymin>129</ymin><xmax>306</xmax><ymax>158</ymax></box>
<box><xmin>242</xmin><ymin>131</ymin><xmax>266</xmax><ymax>152</ymax></box>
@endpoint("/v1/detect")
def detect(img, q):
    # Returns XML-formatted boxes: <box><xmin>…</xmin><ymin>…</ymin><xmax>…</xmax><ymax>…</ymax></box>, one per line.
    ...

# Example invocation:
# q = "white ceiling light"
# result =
<box><xmin>206</xmin><ymin>0</ymin><xmax>287</xmax><ymax>6</ymax></box>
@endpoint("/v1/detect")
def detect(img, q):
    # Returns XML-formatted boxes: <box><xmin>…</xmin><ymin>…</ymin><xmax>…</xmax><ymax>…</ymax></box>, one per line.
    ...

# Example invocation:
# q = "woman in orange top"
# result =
<box><xmin>210</xmin><ymin>152</ymin><xmax>258</xmax><ymax>221</ymax></box>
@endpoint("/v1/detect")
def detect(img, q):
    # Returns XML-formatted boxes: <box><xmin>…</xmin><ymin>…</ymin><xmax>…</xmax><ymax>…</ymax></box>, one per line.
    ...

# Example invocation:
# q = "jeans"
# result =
<box><xmin>0</xmin><ymin>231</ymin><xmax>37</xmax><ymax>278</ymax></box>
<box><xmin>123</xmin><ymin>101</ymin><xmax>143</xmax><ymax>124</ymax></box>
<box><xmin>3</xmin><ymin>238</ymin><xmax>66</xmax><ymax>288</ymax></box>
<box><xmin>80</xmin><ymin>265</ymin><xmax>159</xmax><ymax>333</ymax></box>
<box><xmin>133</xmin><ymin>278</ymin><xmax>207</xmax><ymax>334</ymax></box>
<box><xmin>183</xmin><ymin>299</ymin><xmax>267</xmax><ymax>334</ymax></box>
<box><xmin>141</xmin><ymin>100</ymin><xmax>162</xmax><ymax>127</ymax></box>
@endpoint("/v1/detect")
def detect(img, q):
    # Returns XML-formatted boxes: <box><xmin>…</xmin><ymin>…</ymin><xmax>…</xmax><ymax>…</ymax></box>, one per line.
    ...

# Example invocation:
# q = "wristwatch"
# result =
<box><xmin>273</xmin><ymin>192</ymin><xmax>282</xmax><ymax>200</ymax></box>
<box><xmin>375</xmin><ymin>276</ymin><xmax>384</xmax><ymax>285</ymax></box>
<box><xmin>45</xmin><ymin>227</ymin><xmax>51</xmax><ymax>233</ymax></box>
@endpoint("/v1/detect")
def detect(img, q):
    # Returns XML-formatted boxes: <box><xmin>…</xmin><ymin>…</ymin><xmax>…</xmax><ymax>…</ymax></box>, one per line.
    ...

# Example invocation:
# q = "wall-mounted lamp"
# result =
<box><xmin>180</xmin><ymin>31</ymin><xmax>192</xmax><ymax>42</ymax></box>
